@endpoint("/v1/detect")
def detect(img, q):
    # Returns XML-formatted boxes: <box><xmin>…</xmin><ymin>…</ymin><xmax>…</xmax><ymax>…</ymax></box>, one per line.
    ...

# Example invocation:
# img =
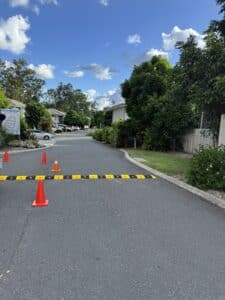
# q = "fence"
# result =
<box><xmin>182</xmin><ymin>129</ymin><xmax>214</xmax><ymax>154</ymax></box>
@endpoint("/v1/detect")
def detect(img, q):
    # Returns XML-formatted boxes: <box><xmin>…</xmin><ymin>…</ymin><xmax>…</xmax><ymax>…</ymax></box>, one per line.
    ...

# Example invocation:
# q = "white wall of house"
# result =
<box><xmin>112</xmin><ymin>106</ymin><xmax>129</xmax><ymax>123</ymax></box>
<box><xmin>182</xmin><ymin>129</ymin><xmax>214</xmax><ymax>153</ymax></box>
<box><xmin>51</xmin><ymin>115</ymin><xmax>60</xmax><ymax>125</ymax></box>
<box><xmin>219</xmin><ymin>114</ymin><xmax>225</xmax><ymax>146</ymax></box>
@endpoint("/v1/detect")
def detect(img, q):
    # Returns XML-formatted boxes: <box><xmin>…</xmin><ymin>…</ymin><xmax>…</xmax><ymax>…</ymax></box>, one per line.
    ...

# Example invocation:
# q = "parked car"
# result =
<box><xmin>52</xmin><ymin>126</ymin><xmax>63</xmax><ymax>133</ymax></box>
<box><xmin>72</xmin><ymin>126</ymin><xmax>80</xmax><ymax>131</ymax></box>
<box><xmin>29</xmin><ymin>130</ymin><xmax>53</xmax><ymax>140</ymax></box>
<box><xmin>65</xmin><ymin>126</ymin><xmax>73</xmax><ymax>132</ymax></box>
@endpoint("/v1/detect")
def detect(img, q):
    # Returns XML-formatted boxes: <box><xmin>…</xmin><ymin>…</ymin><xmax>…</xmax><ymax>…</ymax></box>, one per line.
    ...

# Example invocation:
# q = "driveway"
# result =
<box><xmin>0</xmin><ymin>137</ymin><xmax>225</xmax><ymax>299</ymax></box>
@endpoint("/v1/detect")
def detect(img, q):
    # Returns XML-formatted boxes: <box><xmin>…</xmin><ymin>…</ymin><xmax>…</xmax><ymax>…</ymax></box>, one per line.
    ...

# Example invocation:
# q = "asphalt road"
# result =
<box><xmin>0</xmin><ymin>137</ymin><xmax>225</xmax><ymax>299</ymax></box>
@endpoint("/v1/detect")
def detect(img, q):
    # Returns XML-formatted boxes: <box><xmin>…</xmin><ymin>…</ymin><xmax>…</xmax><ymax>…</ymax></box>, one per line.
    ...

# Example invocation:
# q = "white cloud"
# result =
<box><xmin>28</xmin><ymin>64</ymin><xmax>55</xmax><ymax>79</ymax></box>
<box><xmin>91</xmin><ymin>64</ymin><xmax>112</xmax><ymax>80</ymax></box>
<box><xmin>4</xmin><ymin>60</ymin><xmax>15</xmax><ymax>68</ymax></box>
<box><xmin>39</xmin><ymin>0</ymin><xmax>58</xmax><ymax>5</ymax></box>
<box><xmin>107</xmin><ymin>88</ymin><xmax>124</xmax><ymax>105</ymax></box>
<box><xmin>33</xmin><ymin>5</ymin><xmax>40</xmax><ymax>15</ymax></box>
<box><xmin>162</xmin><ymin>26</ymin><xmax>206</xmax><ymax>50</ymax></box>
<box><xmin>9</xmin><ymin>0</ymin><xmax>29</xmax><ymax>7</ymax></box>
<box><xmin>99</xmin><ymin>0</ymin><xmax>109</xmax><ymax>6</ymax></box>
<box><xmin>146</xmin><ymin>48</ymin><xmax>169</xmax><ymax>60</ymax></box>
<box><xmin>0</xmin><ymin>15</ymin><xmax>30</xmax><ymax>54</ymax></box>
<box><xmin>9</xmin><ymin>0</ymin><xmax>58</xmax><ymax>14</ymax></box>
<box><xmin>96</xmin><ymin>96</ymin><xmax>111</xmax><ymax>110</ymax></box>
<box><xmin>68</xmin><ymin>63</ymin><xmax>116</xmax><ymax>80</ymax></box>
<box><xmin>127</xmin><ymin>34</ymin><xmax>141</xmax><ymax>45</ymax></box>
<box><xmin>86</xmin><ymin>89</ymin><xmax>97</xmax><ymax>102</ymax></box>
<box><xmin>130</xmin><ymin>48</ymin><xmax>169</xmax><ymax>65</ymax></box>
<box><xmin>94</xmin><ymin>88</ymin><xmax>124</xmax><ymax>110</ymax></box>
<box><xmin>64</xmin><ymin>70</ymin><xmax>84</xmax><ymax>78</ymax></box>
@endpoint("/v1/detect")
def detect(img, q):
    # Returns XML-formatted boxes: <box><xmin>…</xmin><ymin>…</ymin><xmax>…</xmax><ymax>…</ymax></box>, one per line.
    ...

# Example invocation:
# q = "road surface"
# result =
<box><xmin>0</xmin><ymin>136</ymin><xmax>225</xmax><ymax>299</ymax></box>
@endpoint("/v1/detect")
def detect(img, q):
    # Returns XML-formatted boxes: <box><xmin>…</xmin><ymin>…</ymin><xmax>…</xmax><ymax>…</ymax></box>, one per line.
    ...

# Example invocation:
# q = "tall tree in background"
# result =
<box><xmin>0</xmin><ymin>59</ymin><xmax>45</xmax><ymax>103</ymax></box>
<box><xmin>45</xmin><ymin>83</ymin><xmax>92</xmax><ymax>115</ymax></box>
<box><xmin>64</xmin><ymin>110</ymin><xmax>89</xmax><ymax>128</ymax></box>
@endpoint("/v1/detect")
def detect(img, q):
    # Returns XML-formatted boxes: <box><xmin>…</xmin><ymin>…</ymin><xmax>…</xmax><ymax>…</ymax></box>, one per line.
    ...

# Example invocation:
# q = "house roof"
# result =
<box><xmin>47</xmin><ymin>108</ymin><xmax>66</xmax><ymax>116</ymax></box>
<box><xmin>7</xmin><ymin>98</ymin><xmax>26</xmax><ymax>109</ymax></box>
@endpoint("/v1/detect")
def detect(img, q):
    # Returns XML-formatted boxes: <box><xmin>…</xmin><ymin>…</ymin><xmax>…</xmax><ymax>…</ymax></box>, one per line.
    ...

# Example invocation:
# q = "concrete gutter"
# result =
<box><xmin>121</xmin><ymin>149</ymin><xmax>225</xmax><ymax>210</ymax></box>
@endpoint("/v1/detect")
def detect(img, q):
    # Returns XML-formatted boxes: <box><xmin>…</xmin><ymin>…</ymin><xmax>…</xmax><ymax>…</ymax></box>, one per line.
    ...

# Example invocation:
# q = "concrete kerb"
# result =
<box><xmin>121</xmin><ymin>149</ymin><xmax>225</xmax><ymax>210</ymax></box>
<box><xmin>0</xmin><ymin>142</ymin><xmax>55</xmax><ymax>156</ymax></box>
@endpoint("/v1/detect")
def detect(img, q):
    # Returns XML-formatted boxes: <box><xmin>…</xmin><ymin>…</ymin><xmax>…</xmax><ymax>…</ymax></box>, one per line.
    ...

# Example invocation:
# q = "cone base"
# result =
<box><xmin>32</xmin><ymin>200</ymin><xmax>48</xmax><ymax>207</ymax></box>
<box><xmin>52</xmin><ymin>169</ymin><xmax>61</xmax><ymax>172</ymax></box>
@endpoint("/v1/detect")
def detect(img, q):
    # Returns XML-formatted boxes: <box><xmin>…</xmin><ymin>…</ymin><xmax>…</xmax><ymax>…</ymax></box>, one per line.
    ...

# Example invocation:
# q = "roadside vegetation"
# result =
<box><xmin>127</xmin><ymin>150</ymin><xmax>191</xmax><ymax>177</ymax></box>
<box><xmin>0</xmin><ymin>60</ymin><xmax>95</xmax><ymax>148</ymax></box>
<box><xmin>92</xmin><ymin>0</ymin><xmax>225</xmax><ymax>191</ymax></box>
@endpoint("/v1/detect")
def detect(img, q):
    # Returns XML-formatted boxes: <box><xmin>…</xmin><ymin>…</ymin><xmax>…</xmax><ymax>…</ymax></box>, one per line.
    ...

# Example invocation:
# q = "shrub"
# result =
<box><xmin>92</xmin><ymin>129</ymin><xmax>103</xmax><ymax>141</ymax></box>
<box><xmin>108</xmin><ymin>124</ymin><xmax>119</xmax><ymax>147</ymax></box>
<box><xmin>92</xmin><ymin>120</ymin><xmax>139</xmax><ymax>148</ymax></box>
<box><xmin>142</xmin><ymin>127</ymin><xmax>171</xmax><ymax>151</ymax></box>
<box><xmin>188</xmin><ymin>146</ymin><xmax>225</xmax><ymax>190</ymax></box>
<box><xmin>102</xmin><ymin>127</ymin><xmax>113</xmax><ymax>144</ymax></box>
<box><xmin>115</xmin><ymin>120</ymin><xmax>139</xmax><ymax>148</ymax></box>
<box><xmin>23</xmin><ymin>139</ymin><xmax>41</xmax><ymax>149</ymax></box>
<box><xmin>8</xmin><ymin>140</ymin><xmax>24</xmax><ymax>147</ymax></box>
<box><xmin>0</xmin><ymin>128</ymin><xmax>15</xmax><ymax>148</ymax></box>
<box><xmin>20</xmin><ymin>116</ymin><xmax>29</xmax><ymax>140</ymax></box>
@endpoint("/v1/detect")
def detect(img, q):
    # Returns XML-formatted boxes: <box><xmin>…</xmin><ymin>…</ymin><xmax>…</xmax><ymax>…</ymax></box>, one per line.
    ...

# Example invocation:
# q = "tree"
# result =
<box><xmin>0</xmin><ymin>85</ymin><xmax>10</xmax><ymax>108</ymax></box>
<box><xmin>26</xmin><ymin>102</ymin><xmax>52</xmax><ymax>130</ymax></box>
<box><xmin>45</xmin><ymin>83</ymin><xmax>92</xmax><ymax>115</ymax></box>
<box><xmin>142</xmin><ymin>93</ymin><xmax>195</xmax><ymax>150</ymax></box>
<box><xmin>174</xmin><ymin>32</ymin><xmax>225</xmax><ymax>141</ymax></box>
<box><xmin>64</xmin><ymin>111</ymin><xmax>75</xmax><ymax>126</ymax></box>
<box><xmin>121</xmin><ymin>56</ymin><xmax>172</xmax><ymax>130</ymax></box>
<box><xmin>121</xmin><ymin>55</ymin><xmax>196</xmax><ymax>150</ymax></box>
<box><xmin>0</xmin><ymin>59</ymin><xmax>45</xmax><ymax>103</ymax></box>
<box><xmin>209</xmin><ymin>0</ymin><xmax>225</xmax><ymax>39</ymax></box>
<box><xmin>91</xmin><ymin>110</ymin><xmax>105</xmax><ymax>128</ymax></box>
<box><xmin>64</xmin><ymin>110</ymin><xmax>89</xmax><ymax>128</ymax></box>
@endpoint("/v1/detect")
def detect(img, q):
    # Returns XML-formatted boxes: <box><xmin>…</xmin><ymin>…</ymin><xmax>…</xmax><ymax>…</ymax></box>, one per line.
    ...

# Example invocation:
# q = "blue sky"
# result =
<box><xmin>0</xmin><ymin>0</ymin><xmax>220</xmax><ymax>108</ymax></box>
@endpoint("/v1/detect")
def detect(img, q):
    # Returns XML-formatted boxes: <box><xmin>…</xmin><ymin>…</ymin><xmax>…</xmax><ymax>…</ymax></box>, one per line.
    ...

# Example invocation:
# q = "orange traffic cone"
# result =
<box><xmin>3</xmin><ymin>151</ymin><xmax>9</xmax><ymax>163</ymax></box>
<box><xmin>41</xmin><ymin>151</ymin><xmax>47</xmax><ymax>165</ymax></box>
<box><xmin>32</xmin><ymin>180</ymin><xmax>48</xmax><ymax>207</ymax></box>
<box><xmin>52</xmin><ymin>160</ymin><xmax>61</xmax><ymax>172</ymax></box>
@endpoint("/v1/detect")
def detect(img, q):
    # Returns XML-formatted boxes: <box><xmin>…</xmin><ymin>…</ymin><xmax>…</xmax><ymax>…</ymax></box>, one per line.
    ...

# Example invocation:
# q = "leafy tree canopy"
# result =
<box><xmin>26</xmin><ymin>102</ymin><xmax>52</xmax><ymax>130</ymax></box>
<box><xmin>64</xmin><ymin>110</ymin><xmax>89</xmax><ymax>128</ymax></box>
<box><xmin>0</xmin><ymin>59</ymin><xmax>45</xmax><ymax>104</ymax></box>
<box><xmin>45</xmin><ymin>83</ymin><xmax>92</xmax><ymax>115</ymax></box>
<box><xmin>121</xmin><ymin>56</ymin><xmax>172</xmax><ymax>129</ymax></box>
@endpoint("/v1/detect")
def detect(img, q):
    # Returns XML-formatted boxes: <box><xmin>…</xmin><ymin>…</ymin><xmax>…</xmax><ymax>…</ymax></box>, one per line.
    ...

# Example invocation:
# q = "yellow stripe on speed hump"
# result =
<box><xmin>72</xmin><ymin>175</ymin><xmax>82</xmax><ymax>180</ymax></box>
<box><xmin>35</xmin><ymin>175</ymin><xmax>46</xmax><ymax>181</ymax></box>
<box><xmin>89</xmin><ymin>174</ymin><xmax>99</xmax><ymax>180</ymax></box>
<box><xmin>105</xmin><ymin>174</ymin><xmax>115</xmax><ymax>179</ymax></box>
<box><xmin>16</xmin><ymin>176</ymin><xmax>27</xmax><ymax>181</ymax></box>
<box><xmin>0</xmin><ymin>175</ymin><xmax>8</xmax><ymax>181</ymax></box>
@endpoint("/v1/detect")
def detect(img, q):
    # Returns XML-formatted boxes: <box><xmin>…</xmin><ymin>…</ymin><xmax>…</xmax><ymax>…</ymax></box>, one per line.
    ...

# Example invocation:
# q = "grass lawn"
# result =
<box><xmin>127</xmin><ymin>149</ymin><xmax>191</xmax><ymax>177</ymax></box>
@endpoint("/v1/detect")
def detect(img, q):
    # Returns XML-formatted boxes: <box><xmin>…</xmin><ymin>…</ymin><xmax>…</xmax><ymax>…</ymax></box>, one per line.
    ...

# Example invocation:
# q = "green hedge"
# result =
<box><xmin>92</xmin><ymin>120</ymin><xmax>138</xmax><ymax>148</ymax></box>
<box><xmin>188</xmin><ymin>146</ymin><xmax>225</xmax><ymax>190</ymax></box>
<box><xmin>92</xmin><ymin>129</ymin><xmax>103</xmax><ymax>141</ymax></box>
